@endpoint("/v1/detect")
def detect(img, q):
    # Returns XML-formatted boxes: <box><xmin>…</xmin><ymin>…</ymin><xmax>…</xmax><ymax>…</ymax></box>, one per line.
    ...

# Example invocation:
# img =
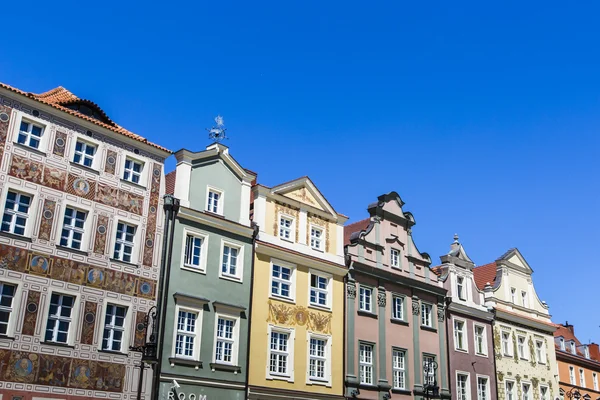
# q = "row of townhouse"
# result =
<box><xmin>0</xmin><ymin>81</ymin><xmax>598</xmax><ymax>400</ymax></box>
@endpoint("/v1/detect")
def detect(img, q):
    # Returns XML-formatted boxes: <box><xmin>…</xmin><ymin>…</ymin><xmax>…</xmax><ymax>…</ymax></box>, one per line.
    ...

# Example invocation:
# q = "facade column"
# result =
<box><xmin>377</xmin><ymin>286</ymin><xmax>391</xmax><ymax>399</ymax></box>
<box><xmin>412</xmin><ymin>295</ymin><xmax>423</xmax><ymax>395</ymax></box>
<box><xmin>345</xmin><ymin>279</ymin><xmax>358</xmax><ymax>396</ymax></box>
<box><xmin>437</xmin><ymin>301</ymin><xmax>450</xmax><ymax>398</ymax></box>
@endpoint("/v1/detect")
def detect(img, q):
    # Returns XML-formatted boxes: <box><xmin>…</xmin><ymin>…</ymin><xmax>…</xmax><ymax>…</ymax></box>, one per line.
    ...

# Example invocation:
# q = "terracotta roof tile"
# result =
<box><xmin>0</xmin><ymin>82</ymin><xmax>170</xmax><ymax>153</ymax></box>
<box><xmin>344</xmin><ymin>218</ymin><xmax>371</xmax><ymax>245</ymax></box>
<box><xmin>554</xmin><ymin>324</ymin><xmax>579</xmax><ymax>344</ymax></box>
<box><xmin>473</xmin><ymin>262</ymin><xmax>497</xmax><ymax>290</ymax></box>
<box><xmin>431</xmin><ymin>265</ymin><xmax>443</xmax><ymax>276</ymax></box>
<box><xmin>165</xmin><ymin>170</ymin><xmax>176</xmax><ymax>195</ymax></box>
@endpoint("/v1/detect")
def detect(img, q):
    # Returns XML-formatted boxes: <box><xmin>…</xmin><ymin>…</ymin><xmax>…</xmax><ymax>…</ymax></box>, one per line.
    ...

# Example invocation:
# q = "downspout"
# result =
<box><xmin>490</xmin><ymin>308</ymin><xmax>500</xmax><ymax>399</ymax></box>
<box><xmin>445</xmin><ymin>296</ymin><xmax>452</xmax><ymax>400</ymax></box>
<box><xmin>244</xmin><ymin>223</ymin><xmax>259</xmax><ymax>399</ymax></box>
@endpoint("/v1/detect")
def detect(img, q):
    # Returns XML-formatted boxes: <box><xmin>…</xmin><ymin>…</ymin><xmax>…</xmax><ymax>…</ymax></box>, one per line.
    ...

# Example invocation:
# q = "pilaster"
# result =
<box><xmin>412</xmin><ymin>295</ymin><xmax>423</xmax><ymax>393</ymax></box>
<box><xmin>377</xmin><ymin>286</ymin><xmax>391</xmax><ymax>399</ymax></box>
<box><xmin>345</xmin><ymin>280</ymin><xmax>359</xmax><ymax>393</ymax></box>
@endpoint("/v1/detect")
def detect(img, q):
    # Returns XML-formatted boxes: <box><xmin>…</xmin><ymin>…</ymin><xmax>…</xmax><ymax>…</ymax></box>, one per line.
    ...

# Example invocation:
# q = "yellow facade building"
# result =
<box><xmin>248</xmin><ymin>177</ymin><xmax>348</xmax><ymax>400</ymax></box>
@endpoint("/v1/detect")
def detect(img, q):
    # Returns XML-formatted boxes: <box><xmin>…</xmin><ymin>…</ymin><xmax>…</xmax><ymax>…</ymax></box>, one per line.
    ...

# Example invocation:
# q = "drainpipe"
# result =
<box><xmin>244</xmin><ymin>223</ymin><xmax>259</xmax><ymax>399</ymax></box>
<box><xmin>445</xmin><ymin>296</ymin><xmax>452</xmax><ymax>400</ymax></box>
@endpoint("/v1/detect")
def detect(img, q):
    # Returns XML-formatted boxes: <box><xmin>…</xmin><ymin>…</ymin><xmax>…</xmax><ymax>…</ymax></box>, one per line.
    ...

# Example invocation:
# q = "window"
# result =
<box><xmin>184</xmin><ymin>234</ymin><xmax>203</xmax><ymax>268</ymax></box>
<box><xmin>102</xmin><ymin>304</ymin><xmax>127</xmax><ymax>351</ymax></box>
<box><xmin>175</xmin><ymin>310</ymin><xmax>198</xmax><ymax>359</ymax></box>
<box><xmin>457</xmin><ymin>276</ymin><xmax>466</xmax><ymax>300</ymax></box>
<box><xmin>113</xmin><ymin>222</ymin><xmax>136</xmax><ymax>263</ymax></box>
<box><xmin>424</xmin><ymin>355</ymin><xmax>436</xmax><ymax>385</ymax></box>
<box><xmin>454</xmin><ymin>320</ymin><xmax>467</xmax><ymax>351</ymax></box>
<box><xmin>279</xmin><ymin>216</ymin><xmax>293</xmax><ymax>240</ymax></box>
<box><xmin>521</xmin><ymin>291</ymin><xmax>528</xmax><ymax>307</ymax></box>
<box><xmin>207</xmin><ymin>189</ymin><xmax>222</xmax><ymax>214</ymax></box>
<box><xmin>123</xmin><ymin>158</ymin><xmax>143</xmax><ymax>184</ymax></box>
<box><xmin>540</xmin><ymin>386</ymin><xmax>549</xmax><ymax>400</ymax></box>
<box><xmin>390</xmin><ymin>248</ymin><xmax>400</xmax><ymax>268</ymax></box>
<box><xmin>310</xmin><ymin>272</ymin><xmax>329</xmax><ymax>308</ymax></box>
<box><xmin>60</xmin><ymin>207</ymin><xmax>86</xmax><ymax>250</ymax></box>
<box><xmin>560</xmin><ymin>337</ymin><xmax>565</xmax><ymax>350</ymax></box>
<box><xmin>269</xmin><ymin>330</ymin><xmax>291</xmax><ymax>377</ymax></box>
<box><xmin>510</xmin><ymin>287</ymin><xmax>516</xmax><ymax>303</ymax></box>
<box><xmin>45</xmin><ymin>293</ymin><xmax>74</xmax><ymax>344</ymax></box>
<box><xmin>359</xmin><ymin>287</ymin><xmax>372</xmax><ymax>313</ymax></box>
<box><xmin>474</xmin><ymin>325</ymin><xmax>487</xmax><ymax>355</ymax></box>
<box><xmin>221</xmin><ymin>244</ymin><xmax>240</xmax><ymax>279</ymax></box>
<box><xmin>310</xmin><ymin>226</ymin><xmax>323</xmax><ymax>250</ymax></box>
<box><xmin>593</xmin><ymin>372</ymin><xmax>598</xmax><ymax>391</ymax></box>
<box><xmin>477</xmin><ymin>376</ymin><xmax>489</xmax><ymax>400</ymax></box>
<box><xmin>584</xmin><ymin>345</ymin><xmax>590</xmax><ymax>359</ymax></box>
<box><xmin>569</xmin><ymin>366</ymin><xmax>575</xmax><ymax>384</ymax></box>
<box><xmin>457</xmin><ymin>373</ymin><xmax>469</xmax><ymax>400</ymax></box>
<box><xmin>0</xmin><ymin>283</ymin><xmax>16</xmax><ymax>335</ymax></box>
<box><xmin>571</xmin><ymin>341</ymin><xmax>576</xmax><ymax>354</ymax></box>
<box><xmin>522</xmin><ymin>383</ymin><xmax>531</xmax><ymax>400</ymax></box>
<box><xmin>308</xmin><ymin>336</ymin><xmax>328</xmax><ymax>382</ymax></box>
<box><xmin>392</xmin><ymin>296</ymin><xmax>404</xmax><ymax>320</ymax></box>
<box><xmin>505</xmin><ymin>381</ymin><xmax>515</xmax><ymax>400</ymax></box>
<box><xmin>579</xmin><ymin>369</ymin><xmax>586</xmax><ymax>387</ymax></box>
<box><xmin>73</xmin><ymin>140</ymin><xmax>96</xmax><ymax>167</ymax></box>
<box><xmin>535</xmin><ymin>340</ymin><xmax>545</xmax><ymax>364</ymax></box>
<box><xmin>215</xmin><ymin>317</ymin><xmax>236</xmax><ymax>364</ymax></box>
<box><xmin>517</xmin><ymin>335</ymin><xmax>527</xmax><ymax>359</ymax></box>
<box><xmin>502</xmin><ymin>332</ymin><xmax>512</xmax><ymax>356</ymax></box>
<box><xmin>18</xmin><ymin>120</ymin><xmax>43</xmax><ymax>149</ymax></box>
<box><xmin>271</xmin><ymin>263</ymin><xmax>293</xmax><ymax>299</ymax></box>
<box><xmin>1</xmin><ymin>191</ymin><xmax>31</xmax><ymax>235</ymax></box>
<box><xmin>392</xmin><ymin>350</ymin><xmax>406</xmax><ymax>390</ymax></box>
<box><xmin>359</xmin><ymin>344</ymin><xmax>373</xmax><ymax>385</ymax></box>
<box><xmin>421</xmin><ymin>303</ymin><xmax>433</xmax><ymax>327</ymax></box>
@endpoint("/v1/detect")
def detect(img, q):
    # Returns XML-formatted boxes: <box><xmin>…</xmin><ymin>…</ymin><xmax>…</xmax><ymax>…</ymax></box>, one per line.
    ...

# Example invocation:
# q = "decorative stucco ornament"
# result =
<box><xmin>346</xmin><ymin>284</ymin><xmax>357</xmax><ymax>299</ymax></box>
<box><xmin>377</xmin><ymin>291</ymin><xmax>386</xmax><ymax>307</ymax></box>
<box><xmin>437</xmin><ymin>305</ymin><xmax>445</xmax><ymax>322</ymax></box>
<box><xmin>412</xmin><ymin>301</ymin><xmax>420</xmax><ymax>315</ymax></box>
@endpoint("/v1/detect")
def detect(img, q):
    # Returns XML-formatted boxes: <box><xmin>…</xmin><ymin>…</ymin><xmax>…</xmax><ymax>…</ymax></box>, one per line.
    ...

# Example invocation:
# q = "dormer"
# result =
<box><xmin>559</xmin><ymin>337</ymin><xmax>565</xmax><ymax>351</ymax></box>
<box><xmin>584</xmin><ymin>345</ymin><xmax>590</xmax><ymax>359</ymax></box>
<box><xmin>571</xmin><ymin>341</ymin><xmax>577</xmax><ymax>355</ymax></box>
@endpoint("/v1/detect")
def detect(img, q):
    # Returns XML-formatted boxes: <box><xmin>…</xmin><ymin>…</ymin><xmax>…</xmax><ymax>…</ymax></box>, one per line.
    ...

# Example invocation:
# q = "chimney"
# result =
<box><xmin>564</xmin><ymin>321</ymin><xmax>574</xmax><ymax>334</ymax></box>
<box><xmin>589</xmin><ymin>343</ymin><xmax>600</xmax><ymax>361</ymax></box>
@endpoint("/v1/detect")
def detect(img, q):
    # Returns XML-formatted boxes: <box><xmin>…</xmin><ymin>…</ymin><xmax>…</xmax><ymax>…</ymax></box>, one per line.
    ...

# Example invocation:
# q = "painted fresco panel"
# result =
<box><xmin>52</xmin><ymin>131</ymin><xmax>67</xmax><ymax>157</ymax></box>
<box><xmin>21</xmin><ymin>290</ymin><xmax>41</xmax><ymax>336</ymax></box>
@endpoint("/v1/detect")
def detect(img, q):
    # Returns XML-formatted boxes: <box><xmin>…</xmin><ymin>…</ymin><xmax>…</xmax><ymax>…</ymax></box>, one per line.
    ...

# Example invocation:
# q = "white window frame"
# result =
<box><xmin>593</xmin><ymin>372</ymin><xmax>598</xmax><ymax>391</ymax></box>
<box><xmin>423</xmin><ymin>355</ymin><xmax>436</xmax><ymax>386</ymax></box>
<box><xmin>219</xmin><ymin>239</ymin><xmax>244</xmax><ymax>282</ymax></box>
<box><xmin>457</xmin><ymin>276</ymin><xmax>466</xmax><ymax>300</ymax></box>
<box><xmin>98</xmin><ymin>298</ymin><xmax>132</xmax><ymax>353</ymax></box>
<box><xmin>269</xmin><ymin>259</ymin><xmax>296</xmax><ymax>302</ymax></box>
<box><xmin>206</xmin><ymin>186</ymin><xmax>224</xmax><ymax>215</ymax></box>
<box><xmin>517</xmin><ymin>335</ymin><xmax>527</xmax><ymax>360</ymax></box>
<box><xmin>390</xmin><ymin>248</ymin><xmax>400</xmax><ymax>268</ymax></box>
<box><xmin>510</xmin><ymin>287</ymin><xmax>516</xmax><ymax>304</ymax></box>
<box><xmin>171</xmin><ymin>304</ymin><xmax>204</xmax><ymax>361</ymax></box>
<box><xmin>0</xmin><ymin>278</ymin><xmax>22</xmax><ymax>337</ymax></box>
<box><xmin>560</xmin><ymin>337</ymin><xmax>565</xmax><ymax>350</ymax></box>
<box><xmin>359</xmin><ymin>343</ymin><xmax>374</xmax><ymax>385</ymax></box>
<box><xmin>454</xmin><ymin>318</ymin><xmax>468</xmax><ymax>352</ymax></box>
<box><xmin>212</xmin><ymin>310</ymin><xmax>241</xmax><ymax>366</ymax></box>
<box><xmin>522</xmin><ymin>382</ymin><xmax>532</xmax><ymax>400</ymax></box>
<box><xmin>392</xmin><ymin>348</ymin><xmax>407</xmax><ymax>390</ymax></box>
<box><xmin>278</xmin><ymin>213</ymin><xmax>295</xmax><ymax>242</ymax></box>
<box><xmin>42</xmin><ymin>289</ymin><xmax>80</xmax><ymax>346</ymax></box>
<box><xmin>181</xmin><ymin>229</ymin><xmax>209</xmax><ymax>273</ymax></box>
<box><xmin>521</xmin><ymin>291</ymin><xmax>528</xmax><ymax>307</ymax></box>
<box><xmin>569</xmin><ymin>366</ymin><xmax>575</xmax><ymax>384</ymax></box>
<box><xmin>421</xmin><ymin>302</ymin><xmax>433</xmax><ymax>327</ymax></box>
<box><xmin>16</xmin><ymin>117</ymin><xmax>46</xmax><ymax>150</ymax></box>
<box><xmin>571</xmin><ymin>341</ymin><xmax>577</xmax><ymax>354</ymax></box>
<box><xmin>392</xmin><ymin>295</ymin><xmax>405</xmax><ymax>321</ymax></box>
<box><xmin>477</xmin><ymin>375</ymin><xmax>490</xmax><ymax>400</ymax></box>
<box><xmin>539</xmin><ymin>385</ymin><xmax>549</xmax><ymax>400</ymax></box>
<box><xmin>123</xmin><ymin>157</ymin><xmax>145</xmax><ymax>185</ymax></box>
<box><xmin>58</xmin><ymin>204</ymin><xmax>89</xmax><ymax>250</ymax></box>
<box><xmin>309</xmin><ymin>224</ymin><xmax>325</xmax><ymax>251</ymax></box>
<box><xmin>306</xmin><ymin>332</ymin><xmax>332</xmax><ymax>386</ymax></box>
<box><xmin>456</xmin><ymin>371</ymin><xmax>470</xmax><ymax>400</ymax></box>
<box><xmin>579</xmin><ymin>369</ymin><xmax>586</xmax><ymax>388</ymax></box>
<box><xmin>111</xmin><ymin>219</ymin><xmax>140</xmax><ymax>264</ymax></box>
<box><xmin>266</xmin><ymin>325</ymin><xmax>295</xmax><ymax>382</ymax></box>
<box><xmin>72</xmin><ymin>138</ymin><xmax>99</xmax><ymax>169</ymax></box>
<box><xmin>502</xmin><ymin>331</ymin><xmax>512</xmax><ymax>357</ymax></box>
<box><xmin>474</xmin><ymin>324</ymin><xmax>488</xmax><ymax>356</ymax></box>
<box><xmin>535</xmin><ymin>339</ymin><xmax>545</xmax><ymax>364</ymax></box>
<box><xmin>505</xmin><ymin>380</ymin><xmax>516</xmax><ymax>400</ymax></box>
<box><xmin>308</xmin><ymin>269</ymin><xmax>332</xmax><ymax>310</ymax></box>
<box><xmin>584</xmin><ymin>345</ymin><xmax>590</xmax><ymax>359</ymax></box>
<box><xmin>358</xmin><ymin>286</ymin><xmax>373</xmax><ymax>313</ymax></box>
<box><xmin>1</xmin><ymin>190</ymin><xmax>33</xmax><ymax>237</ymax></box>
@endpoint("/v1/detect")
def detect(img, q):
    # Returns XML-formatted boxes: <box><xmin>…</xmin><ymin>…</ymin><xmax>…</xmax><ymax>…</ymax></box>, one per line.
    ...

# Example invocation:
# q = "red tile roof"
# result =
<box><xmin>431</xmin><ymin>265</ymin><xmax>443</xmax><ymax>276</ymax></box>
<box><xmin>473</xmin><ymin>262</ymin><xmax>497</xmax><ymax>290</ymax></box>
<box><xmin>0</xmin><ymin>82</ymin><xmax>170</xmax><ymax>153</ymax></box>
<box><xmin>555</xmin><ymin>324</ymin><xmax>578</xmax><ymax>344</ymax></box>
<box><xmin>344</xmin><ymin>218</ymin><xmax>371</xmax><ymax>245</ymax></box>
<box><xmin>165</xmin><ymin>170</ymin><xmax>176</xmax><ymax>195</ymax></box>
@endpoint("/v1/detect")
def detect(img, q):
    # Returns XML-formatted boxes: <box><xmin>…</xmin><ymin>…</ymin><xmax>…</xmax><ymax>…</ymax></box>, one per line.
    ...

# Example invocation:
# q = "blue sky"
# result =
<box><xmin>2</xmin><ymin>1</ymin><xmax>598</xmax><ymax>341</ymax></box>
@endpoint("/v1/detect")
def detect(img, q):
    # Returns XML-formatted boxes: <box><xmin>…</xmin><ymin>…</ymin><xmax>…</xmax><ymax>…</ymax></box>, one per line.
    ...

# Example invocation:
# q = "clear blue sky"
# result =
<box><xmin>2</xmin><ymin>1</ymin><xmax>598</xmax><ymax>341</ymax></box>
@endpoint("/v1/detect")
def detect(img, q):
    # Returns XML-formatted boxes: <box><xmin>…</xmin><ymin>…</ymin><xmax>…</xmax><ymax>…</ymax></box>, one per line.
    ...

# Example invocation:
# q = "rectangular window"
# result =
<box><xmin>454</xmin><ymin>320</ymin><xmax>466</xmax><ymax>351</ymax></box>
<box><xmin>517</xmin><ymin>335</ymin><xmax>526</xmax><ymax>359</ymax></box>
<box><xmin>175</xmin><ymin>310</ymin><xmax>197</xmax><ymax>358</ymax></box>
<box><xmin>579</xmin><ymin>369</ymin><xmax>585</xmax><ymax>387</ymax></box>
<box><xmin>310</xmin><ymin>226</ymin><xmax>323</xmax><ymax>250</ymax></box>
<box><xmin>540</xmin><ymin>386</ymin><xmax>548</xmax><ymax>400</ymax></box>
<box><xmin>421</xmin><ymin>303</ymin><xmax>432</xmax><ymax>327</ymax></box>
<box><xmin>392</xmin><ymin>296</ymin><xmax>404</xmax><ymax>320</ymax></box>
<box><xmin>392</xmin><ymin>349</ymin><xmax>406</xmax><ymax>390</ymax></box>
<box><xmin>359</xmin><ymin>287</ymin><xmax>372</xmax><ymax>313</ymax></box>
<box><xmin>279</xmin><ymin>216</ymin><xmax>293</xmax><ymax>240</ymax></box>
<box><xmin>510</xmin><ymin>287</ymin><xmax>516</xmax><ymax>303</ymax></box>
<box><xmin>113</xmin><ymin>222</ymin><xmax>136</xmax><ymax>263</ymax></box>
<box><xmin>102</xmin><ymin>304</ymin><xmax>127</xmax><ymax>351</ymax></box>
<box><xmin>0</xmin><ymin>282</ymin><xmax>16</xmax><ymax>335</ymax></box>
<box><xmin>60</xmin><ymin>207</ymin><xmax>87</xmax><ymax>250</ymax></box>
<box><xmin>521</xmin><ymin>291</ymin><xmax>528</xmax><ymax>307</ymax></box>
<box><xmin>269</xmin><ymin>330</ymin><xmax>290</xmax><ymax>376</ymax></box>
<box><xmin>1</xmin><ymin>191</ymin><xmax>31</xmax><ymax>235</ymax></box>
<box><xmin>18</xmin><ymin>120</ymin><xmax>43</xmax><ymax>149</ymax></box>
<box><xmin>522</xmin><ymin>383</ymin><xmax>531</xmax><ymax>400</ymax></box>
<box><xmin>569</xmin><ymin>366</ymin><xmax>575</xmax><ymax>384</ymax></box>
<box><xmin>73</xmin><ymin>140</ymin><xmax>96</xmax><ymax>167</ymax></box>
<box><xmin>359</xmin><ymin>344</ymin><xmax>373</xmax><ymax>385</ymax></box>
<box><xmin>593</xmin><ymin>372</ymin><xmax>598</xmax><ymax>391</ymax></box>
<box><xmin>502</xmin><ymin>332</ymin><xmax>511</xmax><ymax>356</ymax></box>
<box><xmin>474</xmin><ymin>325</ymin><xmax>486</xmax><ymax>355</ymax></box>
<box><xmin>457</xmin><ymin>373</ymin><xmax>469</xmax><ymax>400</ymax></box>
<box><xmin>560</xmin><ymin>338</ymin><xmax>565</xmax><ymax>350</ymax></box>
<box><xmin>184</xmin><ymin>234</ymin><xmax>203</xmax><ymax>268</ymax></box>
<box><xmin>308</xmin><ymin>336</ymin><xmax>327</xmax><ymax>381</ymax></box>
<box><xmin>477</xmin><ymin>376</ymin><xmax>489</xmax><ymax>400</ymax></box>
<box><xmin>45</xmin><ymin>293</ymin><xmax>74</xmax><ymax>344</ymax></box>
<box><xmin>457</xmin><ymin>276</ymin><xmax>465</xmax><ymax>300</ymax></box>
<box><xmin>535</xmin><ymin>340</ymin><xmax>545</xmax><ymax>364</ymax></box>
<box><xmin>123</xmin><ymin>158</ymin><xmax>143</xmax><ymax>184</ymax></box>
<box><xmin>571</xmin><ymin>341</ymin><xmax>577</xmax><ymax>354</ymax></box>
<box><xmin>215</xmin><ymin>317</ymin><xmax>235</xmax><ymax>364</ymax></box>
<box><xmin>390</xmin><ymin>248</ymin><xmax>400</xmax><ymax>268</ymax></box>
<box><xmin>505</xmin><ymin>381</ymin><xmax>515</xmax><ymax>400</ymax></box>
<box><xmin>271</xmin><ymin>264</ymin><xmax>292</xmax><ymax>299</ymax></box>
<box><xmin>424</xmin><ymin>355</ymin><xmax>436</xmax><ymax>385</ymax></box>
<box><xmin>585</xmin><ymin>346</ymin><xmax>590</xmax><ymax>359</ymax></box>
<box><xmin>221</xmin><ymin>245</ymin><xmax>239</xmax><ymax>278</ymax></box>
<box><xmin>207</xmin><ymin>189</ymin><xmax>221</xmax><ymax>214</ymax></box>
<box><xmin>310</xmin><ymin>273</ymin><xmax>329</xmax><ymax>308</ymax></box>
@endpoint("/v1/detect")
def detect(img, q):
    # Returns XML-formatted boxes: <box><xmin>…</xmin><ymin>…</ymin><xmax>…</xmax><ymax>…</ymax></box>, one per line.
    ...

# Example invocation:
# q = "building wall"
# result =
<box><xmin>556</xmin><ymin>355</ymin><xmax>600</xmax><ymax>399</ymax></box>
<box><xmin>0</xmin><ymin>95</ymin><xmax>166</xmax><ymax>399</ymax></box>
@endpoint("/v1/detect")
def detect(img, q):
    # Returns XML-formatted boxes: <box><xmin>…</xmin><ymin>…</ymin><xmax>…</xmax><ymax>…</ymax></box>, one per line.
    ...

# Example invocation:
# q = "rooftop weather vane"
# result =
<box><xmin>207</xmin><ymin>115</ymin><xmax>227</xmax><ymax>143</ymax></box>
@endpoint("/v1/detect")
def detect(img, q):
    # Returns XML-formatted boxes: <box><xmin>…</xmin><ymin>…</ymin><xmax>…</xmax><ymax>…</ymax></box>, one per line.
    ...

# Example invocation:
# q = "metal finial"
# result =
<box><xmin>453</xmin><ymin>233</ymin><xmax>459</xmax><ymax>243</ymax></box>
<box><xmin>207</xmin><ymin>115</ymin><xmax>227</xmax><ymax>142</ymax></box>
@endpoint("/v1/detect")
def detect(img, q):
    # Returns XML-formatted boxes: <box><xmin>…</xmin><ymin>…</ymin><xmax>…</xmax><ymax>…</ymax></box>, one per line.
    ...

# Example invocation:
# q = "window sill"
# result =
<box><xmin>120</xmin><ymin>178</ymin><xmax>147</xmax><ymax>190</ymax></box>
<box><xmin>70</xmin><ymin>161</ymin><xmax>100</xmax><ymax>175</ymax></box>
<box><xmin>391</xmin><ymin>388</ymin><xmax>412</xmax><ymax>395</ymax></box>
<box><xmin>307</xmin><ymin>379</ymin><xmax>331</xmax><ymax>387</ymax></box>
<box><xmin>390</xmin><ymin>318</ymin><xmax>409</xmax><ymax>326</ymax></box>
<box><xmin>358</xmin><ymin>384</ymin><xmax>379</xmax><ymax>390</ymax></box>
<box><xmin>204</xmin><ymin>210</ymin><xmax>225</xmax><ymax>219</ymax></box>
<box><xmin>41</xmin><ymin>341</ymin><xmax>75</xmax><ymax>349</ymax></box>
<box><xmin>0</xmin><ymin>231</ymin><xmax>32</xmax><ymax>242</ymax></box>
<box><xmin>219</xmin><ymin>274</ymin><xmax>243</xmax><ymax>284</ymax></box>
<box><xmin>308</xmin><ymin>303</ymin><xmax>332</xmax><ymax>313</ymax></box>
<box><xmin>266</xmin><ymin>374</ymin><xmax>293</xmax><ymax>383</ymax></box>
<box><xmin>269</xmin><ymin>294</ymin><xmax>296</xmax><ymax>305</ymax></box>
<box><xmin>357</xmin><ymin>310</ymin><xmax>378</xmax><ymax>319</ymax></box>
<box><xmin>420</xmin><ymin>325</ymin><xmax>437</xmax><ymax>333</ymax></box>
<box><xmin>310</xmin><ymin>247</ymin><xmax>324</xmax><ymax>253</ymax></box>
<box><xmin>56</xmin><ymin>245</ymin><xmax>89</xmax><ymax>256</ymax></box>
<box><xmin>455</xmin><ymin>348</ymin><xmax>469</xmax><ymax>353</ymax></box>
<box><xmin>98</xmin><ymin>349</ymin><xmax>128</xmax><ymax>356</ymax></box>
<box><xmin>279</xmin><ymin>237</ymin><xmax>295</xmax><ymax>244</ymax></box>
<box><xmin>475</xmin><ymin>352</ymin><xmax>489</xmax><ymax>358</ymax></box>
<box><xmin>169</xmin><ymin>357</ymin><xmax>203</xmax><ymax>368</ymax></box>
<box><xmin>181</xmin><ymin>265</ymin><xmax>207</xmax><ymax>275</ymax></box>
<box><xmin>13</xmin><ymin>142</ymin><xmax>47</xmax><ymax>157</ymax></box>
<box><xmin>209</xmin><ymin>363</ymin><xmax>241</xmax><ymax>373</ymax></box>
<box><xmin>110</xmin><ymin>258</ymin><xmax>140</xmax><ymax>268</ymax></box>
